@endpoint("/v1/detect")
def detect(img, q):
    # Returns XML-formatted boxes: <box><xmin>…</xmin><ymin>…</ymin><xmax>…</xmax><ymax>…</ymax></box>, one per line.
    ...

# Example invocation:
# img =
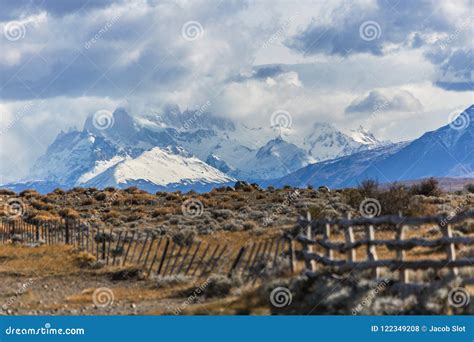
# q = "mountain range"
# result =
<box><xmin>271</xmin><ymin>105</ymin><xmax>474</xmax><ymax>188</ymax></box>
<box><xmin>3</xmin><ymin>105</ymin><xmax>473</xmax><ymax>193</ymax></box>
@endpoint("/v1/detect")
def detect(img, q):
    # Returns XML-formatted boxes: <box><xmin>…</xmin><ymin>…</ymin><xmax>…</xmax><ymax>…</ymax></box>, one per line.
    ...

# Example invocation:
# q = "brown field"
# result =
<box><xmin>0</xmin><ymin>179</ymin><xmax>473</xmax><ymax>315</ymax></box>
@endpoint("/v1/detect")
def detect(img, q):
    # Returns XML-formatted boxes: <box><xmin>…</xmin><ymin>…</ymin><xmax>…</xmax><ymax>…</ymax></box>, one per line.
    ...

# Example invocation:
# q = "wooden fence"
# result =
<box><xmin>0</xmin><ymin>218</ymin><xmax>292</xmax><ymax>281</ymax></box>
<box><xmin>294</xmin><ymin>210</ymin><xmax>474</xmax><ymax>283</ymax></box>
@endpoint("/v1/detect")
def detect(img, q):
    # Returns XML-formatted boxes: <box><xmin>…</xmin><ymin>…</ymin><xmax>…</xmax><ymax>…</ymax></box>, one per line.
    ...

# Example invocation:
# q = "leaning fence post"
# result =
<box><xmin>228</xmin><ymin>246</ymin><xmax>246</xmax><ymax>278</ymax></box>
<box><xmin>156</xmin><ymin>239</ymin><xmax>170</xmax><ymax>276</ymax></box>
<box><xmin>288</xmin><ymin>238</ymin><xmax>296</xmax><ymax>273</ymax></box>
<box><xmin>441</xmin><ymin>223</ymin><xmax>458</xmax><ymax>276</ymax></box>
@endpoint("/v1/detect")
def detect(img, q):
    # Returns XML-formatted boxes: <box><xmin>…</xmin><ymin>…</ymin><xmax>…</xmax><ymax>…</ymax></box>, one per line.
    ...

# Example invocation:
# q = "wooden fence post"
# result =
<box><xmin>344</xmin><ymin>213</ymin><xmax>356</xmax><ymax>262</ymax></box>
<box><xmin>323</xmin><ymin>223</ymin><xmax>333</xmax><ymax>260</ymax></box>
<box><xmin>122</xmin><ymin>231</ymin><xmax>136</xmax><ymax>266</ymax></box>
<box><xmin>305</xmin><ymin>212</ymin><xmax>316</xmax><ymax>272</ymax></box>
<box><xmin>156</xmin><ymin>239</ymin><xmax>170</xmax><ymax>276</ymax></box>
<box><xmin>185</xmin><ymin>241</ymin><xmax>201</xmax><ymax>275</ymax></box>
<box><xmin>441</xmin><ymin>223</ymin><xmax>458</xmax><ymax>276</ymax></box>
<box><xmin>228</xmin><ymin>246</ymin><xmax>246</xmax><ymax>278</ymax></box>
<box><xmin>147</xmin><ymin>237</ymin><xmax>163</xmax><ymax>277</ymax></box>
<box><xmin>288</xmin><ymin>238</ymin><xmax>296</xmax><ymax>273</ymax></box>
<box><xmin>365</xmin><ymin>224</ymin><xmax>379</xmax><ymax>278</ymax></box>
<box><xmin>396</xmin><ymin>223</ymin><xmax>409</xmax><ymax>283</ymax></box>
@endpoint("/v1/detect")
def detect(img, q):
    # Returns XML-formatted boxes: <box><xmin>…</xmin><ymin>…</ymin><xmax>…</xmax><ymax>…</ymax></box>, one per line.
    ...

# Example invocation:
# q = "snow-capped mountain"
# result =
<box><xmin>81</xmin><ymin>146</ymin><xmax>234</xmax><ymax>192</ymax></box>
<box><xmin>303</xmin><ymin>123</ymin><xmax>382</xmax><ymax>162</ymax></box>
<box><xmin>5</xmin><ymin>104</ymin><xmax>385</xmax><ymax>192</ymax></box>
<box><xmin>272</xmin><ymin>105</ymin><xmax>474</xmax><ymax>188</ymax></box>
<box><xmin>232</xmin><ymin>135</ymin><xmax>314</xmax><ymax>180</ymax></box>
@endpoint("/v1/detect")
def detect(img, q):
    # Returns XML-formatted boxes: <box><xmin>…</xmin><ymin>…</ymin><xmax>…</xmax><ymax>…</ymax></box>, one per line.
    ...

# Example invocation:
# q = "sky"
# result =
<box><xmin>0</xmin><ymin>0</ymin><xmax>473</xmax><ymax>183</ymax></box>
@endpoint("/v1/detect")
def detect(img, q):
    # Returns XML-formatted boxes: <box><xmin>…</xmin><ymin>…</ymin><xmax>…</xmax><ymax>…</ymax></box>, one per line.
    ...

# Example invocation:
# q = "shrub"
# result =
<box><xmin>0</xmin><ymin>188</ymin><xmax>15</xmax><ymax>195</ymax></box>
<box><xmin>74</xmin><ymin>251</ymin><xmax>96</xmax><ymax>267</ymax></box>
<box><xmin>81</xmin><ymin>198</ymin><xmax>95</xmax><ymax>206</ymax></box>
<box><xmin>340</xmin><ymin>188</ymin><xmax>364</xmax><ymax>210</ymax></box>
<box><xmin>103</xmin><ymin>210</ymin><xmax>120</xmax><ymax>221</ymax></box>
<box><xmin>172</xmin><ymin>228</ymin><xmax>196</xmax><ymax>246</ymax></box>
<box><xmin>131</xmin><ymin>193</ymin><xmax>157</xmax><ymax>205</ymax></box>
<box><xmin>28</xmin><ymin>210</ymin><xmax>60</xmax><ymax>222</ymax></box>
<box><xmin>410</xmin><ymin>178</ymin><xmax>442</xmax><ymax>197</ymax></box>
<box><xmin>243</xmin><ymin>221</ymin><xmax>257</xmax><ymax>230</ymax></box>
<box><xmin>59</xmin><ymin>208</ymin><xmax>80</xmax><ymax>219</ymax></box>
<box><xmin>156</xmin><ymin>275</ymin><xmax>191</xmax><ymax>288</ymax></box>
<box><xmin>465</xmin><ymin>183</ymin><xmax>474</xmax><ymax>193</ymax></box>
<box><xmin>94</xmin><ymin>192</ymin><xmax>107</xmax><ymax>201</ymax></box>
<box><xmin>205</xmin><ymin>274</ymin><xmax>233</xmax><ymax>298</ymax></box>
<box><xmin>19</xmin><ymin>189</ymin><xmax>41</xmax><ymax>199</ymax></box>
<box><xmin>358</xmin><ymin>179</ymin><xmax>379</xmax><ymax>198</ymax></box>
<box><xmin>379</xmin><ymin>183</ymin><xmax>411</xmax><ymax>215</ymax></box>
<box><xmin>30</xmin><ymin>200</ymin><xmax>54</xmax><ymax>211</ymax></box>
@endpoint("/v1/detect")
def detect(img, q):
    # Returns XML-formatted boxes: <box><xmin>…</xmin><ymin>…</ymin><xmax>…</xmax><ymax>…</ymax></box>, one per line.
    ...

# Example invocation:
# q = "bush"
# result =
<box><xmin>28</xmin><ymin>210</ymin><xmax>60</xmax><ymax>222</ymax></box>
<box><xmin>172</xmin><ymin>228</ymin><xmax>196</xmax><ymax>246</ymax></box>
<box><xmin>94</xmin><ymin>192</ymin><xmax>107</xmax><ymax>201</ymax></box>
<box><xmin>205</xmin><ymin>274</ymin><xmax>233</xmax><ymax>298</ymax></box>
<box><xmin>379</xmin><ymin>183</ymin><xmax>411</xmax><ymax>215</ymax></box>
<box><xmin>19</xmin><ymin>189</ymin><xmax>41</xmax><ymax>199</ymax></box>
<box><xmin>358</xmin><ymin>179</ymin><xmax>379</xmax><ymax>197</ymax></box>
<box><xmin>465</xmin><ymin>183</ymin><xmax>474</xmax><ymax>193</ymax></box>
<box><xmin>59</xmin><ymin>208</ymin><xmax>80</xmax><ymax>219</ymax></box>
<box><xmin>0</xmin><ymin>188</ymin><xmax>16</xmax><ymax>195</ymax></box>
<box><xmin>410</xmin><ymin>178</ymin><xmax>442</xmax><ymax>196</ymax></box>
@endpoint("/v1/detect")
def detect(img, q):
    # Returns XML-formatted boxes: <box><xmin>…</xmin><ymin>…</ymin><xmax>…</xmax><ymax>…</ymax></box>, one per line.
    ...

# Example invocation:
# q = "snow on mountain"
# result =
<box><xmin>270</xmin><ymin>142</ymin><xmax>407</xmax><ymax>188</ymax></box>
<box><xmin>346</xmin><ymin>126</ymin><xmax>381</xmax><ymax>145</ymax></box>
<box><xmin>302</xmin><ymin>122</ymin><xmax>382</xmax><ymax>162</ymax></box>
<box><xmin>272</xmin><ymin>105</ymin><xmax>474</xmax><ymax>188</ymax></box>
<box><xmin>30</xmin><ymin>129</ymin><xmax>121</xmax><ymax>186</ymax></box>
<box><xmin>232</xmin><ymin>135</ymin><xmax>314</xmax><ymax>180</ymax></box>
<box><xmin>81</xmin><ymin>146</ymin><xmax>235</xmax><ymax>192</ymax></box>
<box><xmin>7</xmin><ymin>104</ymin><xmax>386</xmax><ymax>192</ymax></box>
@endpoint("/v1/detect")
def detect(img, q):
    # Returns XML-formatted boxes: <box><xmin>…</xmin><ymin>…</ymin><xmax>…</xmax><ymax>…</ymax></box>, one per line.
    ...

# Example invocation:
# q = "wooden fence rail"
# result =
<box><xmin>295</xmin><ymin>210</ymin><xmax>474</xmax><ymax>283</ymax></box>
<box><xmin>0</xmin><ymin>218</ymin><xmax>292</xmax><ymax>282</ymax></box>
